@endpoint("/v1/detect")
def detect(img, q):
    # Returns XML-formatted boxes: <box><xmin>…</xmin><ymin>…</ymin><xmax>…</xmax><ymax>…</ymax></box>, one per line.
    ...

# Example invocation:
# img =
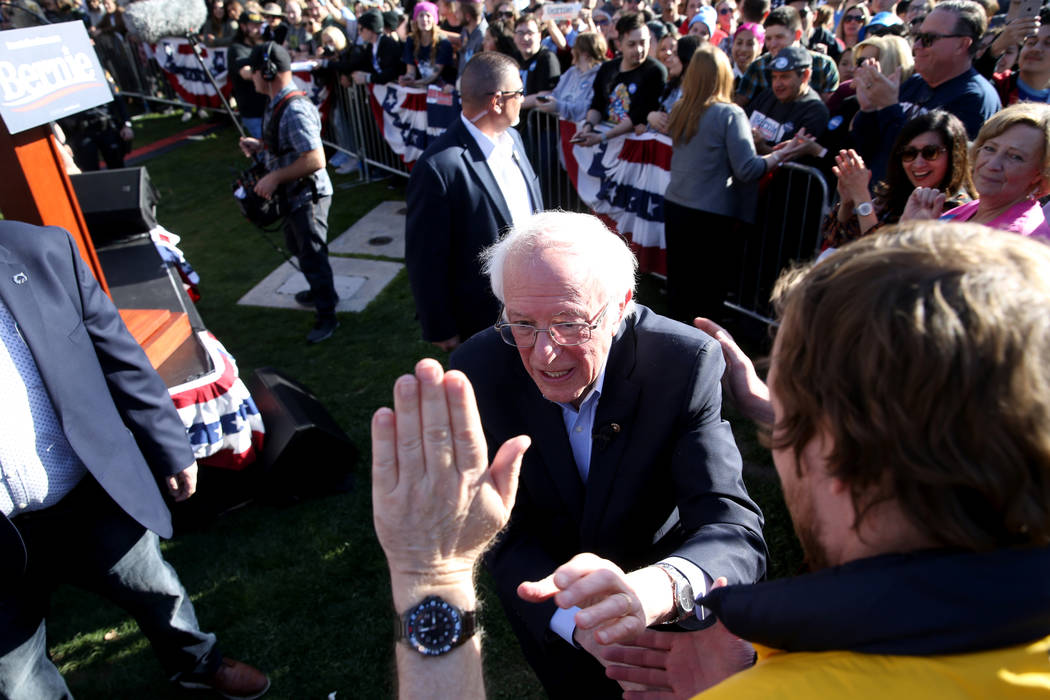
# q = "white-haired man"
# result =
<box><xmin>447</xmin><ymin>211</ymin><xmax>767</xmax><ymax>697</ymax></box>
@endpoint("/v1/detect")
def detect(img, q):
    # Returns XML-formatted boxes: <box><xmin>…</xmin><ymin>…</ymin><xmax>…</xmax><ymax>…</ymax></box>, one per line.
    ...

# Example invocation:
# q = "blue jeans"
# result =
<box><xmin>0</xmin><ymin>478</ymin><xmax>219</xmax><ymax>699</ymax></box>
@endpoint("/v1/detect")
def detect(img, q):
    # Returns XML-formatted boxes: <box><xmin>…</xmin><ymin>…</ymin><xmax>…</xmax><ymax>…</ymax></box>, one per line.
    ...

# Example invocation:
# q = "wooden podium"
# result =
<box><xmin>0</xmin><ymin>119</ymin><xmax>191</xmax><ymax>367</ymax></box>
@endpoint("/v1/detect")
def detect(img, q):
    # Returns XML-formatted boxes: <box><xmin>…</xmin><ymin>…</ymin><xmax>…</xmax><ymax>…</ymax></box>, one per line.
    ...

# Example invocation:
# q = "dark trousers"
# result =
<box><xmin>663</xmin><ymin>200</ymin><xmax>746</xmax><ymax>324</ymax></box>
<box><xmin>284</xmin><ymin>194</ymin><xmax>337</xmax><ymax>318</ymax></box>
<box><xmin>0</xmin><ymin>478</ymin><xmax>219</xmax><ymax>699</ymax></box>
<box><xmin>70</xmin><ymin>128</ymin><xmax>126</xmax><ymax>172</ymax></box>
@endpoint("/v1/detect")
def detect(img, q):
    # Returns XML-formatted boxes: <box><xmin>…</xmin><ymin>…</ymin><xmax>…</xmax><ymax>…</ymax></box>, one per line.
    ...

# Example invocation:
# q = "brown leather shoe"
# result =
<box><xmin>177</xmin><ymin>657</ymin><xmax>270</xmax><ymax>699</ymax></box>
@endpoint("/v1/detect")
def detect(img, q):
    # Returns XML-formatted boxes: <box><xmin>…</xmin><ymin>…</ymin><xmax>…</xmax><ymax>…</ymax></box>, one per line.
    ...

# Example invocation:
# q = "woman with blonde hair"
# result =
<box><xmin>662</xmin><ymin>44</ymin><xmax>810</xmax><ymax>320</ymax></box>
<box><xmin>400</xmin><ymin>1</ymin><xmax>456</xmax><ymax>87</ymax></box>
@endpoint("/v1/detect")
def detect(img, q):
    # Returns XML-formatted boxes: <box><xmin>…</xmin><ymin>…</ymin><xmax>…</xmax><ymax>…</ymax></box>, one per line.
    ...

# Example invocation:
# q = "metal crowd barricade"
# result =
<box><xmin>333</xmin><ymin>84</ymin><xmax>412</xmax><ymax>181</ymax></box>
<box><xmin>94</xmin><ymin>35</ymin><xmax>185</xmax><ymax>111</ymax></box>
<box><xmin>525</xmin><ymin>108</ymin><xmax>585</xmax><ymax>212</ymax></box>
<box><xmin>726</xmin><ymin>163</ymin><xmax>829</xmax><ymax>326</ymax></box>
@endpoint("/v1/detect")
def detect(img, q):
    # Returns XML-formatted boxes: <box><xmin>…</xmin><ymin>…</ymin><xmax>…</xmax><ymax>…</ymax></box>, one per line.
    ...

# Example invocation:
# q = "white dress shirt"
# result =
<box><xmin>460</xmin><ymin>114</ymin><xmax>534</xmax><ymax>225</ymax></box>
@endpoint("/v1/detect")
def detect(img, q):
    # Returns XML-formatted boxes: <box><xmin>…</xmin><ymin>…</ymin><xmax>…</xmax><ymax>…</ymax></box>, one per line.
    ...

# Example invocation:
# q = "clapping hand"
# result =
<box><xmin>854</xmin><ymin>62</ymin><xmax>899</xmax><ymax>112</ymax></box>
<box><xmin>900</xmin><ymin>186</ymin><xmax>946</xmax><ymax>221</ymax></box>
<box><xmin>831</xmin><ymin>149</ymin><xmax>872</xmax><ymax>208</ymax></box>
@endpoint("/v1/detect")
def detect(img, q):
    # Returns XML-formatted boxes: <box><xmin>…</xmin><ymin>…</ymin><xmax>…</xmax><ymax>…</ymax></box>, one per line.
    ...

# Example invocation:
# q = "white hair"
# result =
<box><xmin>480</xmin><ymin>211</ymin><xmax>638</xmax><ymax>318</ymax></box>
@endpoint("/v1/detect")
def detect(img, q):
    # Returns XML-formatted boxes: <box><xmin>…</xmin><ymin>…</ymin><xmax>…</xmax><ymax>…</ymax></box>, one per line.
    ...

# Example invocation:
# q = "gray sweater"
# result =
<box><xmin>664</xmin><ymin>101</ymin><xmax>768</xmax><ymax>224</ymax></box>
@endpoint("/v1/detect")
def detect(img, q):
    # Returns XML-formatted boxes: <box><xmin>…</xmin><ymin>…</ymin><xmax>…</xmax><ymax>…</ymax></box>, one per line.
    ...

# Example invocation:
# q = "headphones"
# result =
<box><xmin>260</xmin><ymin>41</ymin><xmax>278</xmax><ymax>81</ymax></box>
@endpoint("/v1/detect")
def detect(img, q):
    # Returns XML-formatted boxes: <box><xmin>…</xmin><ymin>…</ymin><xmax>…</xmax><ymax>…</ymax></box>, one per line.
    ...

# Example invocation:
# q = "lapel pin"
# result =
<box><xmin>13</xmin><ymin>272</ymin><xmax>27</xmax><ymax>285</ymax></box>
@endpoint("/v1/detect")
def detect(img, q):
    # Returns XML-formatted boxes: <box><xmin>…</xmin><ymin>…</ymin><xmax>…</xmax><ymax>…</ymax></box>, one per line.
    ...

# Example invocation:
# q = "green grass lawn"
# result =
<box><xmin>46</xmin><ymin>112</ymin><xmax>800</xmax><ymax>698</ymax></box>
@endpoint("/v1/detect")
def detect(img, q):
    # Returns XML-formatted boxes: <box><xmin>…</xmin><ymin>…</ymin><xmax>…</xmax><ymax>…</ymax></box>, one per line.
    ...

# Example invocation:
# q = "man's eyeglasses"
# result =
<box><xmin>899</xmin><ymin>144</ymin><xmax>946</xmax><ymax>162</ymax></box>
<box><xmin>495</xmin><ymin>304</ymin><xmax>609</xmax><ymax>348</ymax></box>
<box><xmin>486</xmin><ymin>88</ymin><xmax>526</xmax><ymax>99</ymax></box>
<box><xmin>843</xmin><ymin>13</ymin><xmax>865</xmax><ymax>22</ymax></box>
<box><xmin>497</xmin><ymin>9</ymin><xmax>514</xmax><ymax>17</ymax></box>
<box><xmin>912</xmin><ymin>31</ymin><xmax>968</xmax><ymax>47</ymax></box>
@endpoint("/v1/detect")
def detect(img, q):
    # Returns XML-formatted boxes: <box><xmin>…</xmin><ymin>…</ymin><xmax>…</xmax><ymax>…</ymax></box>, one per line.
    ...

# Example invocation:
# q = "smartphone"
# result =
<box><xmin>1011</xmin><ymin>0</ymin><xmax>1041</xmax><ymax>20</ymax></box>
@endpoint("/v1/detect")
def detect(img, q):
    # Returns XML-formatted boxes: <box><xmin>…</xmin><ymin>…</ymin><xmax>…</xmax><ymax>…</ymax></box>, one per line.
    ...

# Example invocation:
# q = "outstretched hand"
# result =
<box><xmin>692</xmin><ymin>318</ymin><xmax>773</xmax><ymax>425</ymax></box>
<box><xmin>372</xmin><ymin>359</ymin><xmax>531</xmax><ymax>604</ymax></box>
<box><xmin>600</xmin><ymin>579</ymin><xmax>756</xmax><ymax>699</ymax></box>
<box><xmin>518</xmin><ymin>553</ymin><xmax>674</xmax><ymax>645</ymax></box>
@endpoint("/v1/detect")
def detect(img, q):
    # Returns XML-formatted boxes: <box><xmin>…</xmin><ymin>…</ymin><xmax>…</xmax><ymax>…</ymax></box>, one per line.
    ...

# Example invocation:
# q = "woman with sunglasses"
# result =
<box><xmin>823</xmin><ymin>110</ymin><xmax>975</xmax><ymax>248</ymax></box>
<box><xmin>903</xmin><ymin>103</ymin><xmax>1050</xmax><ymax>239</ymax></box>
<box><xmin>835</xmin><ymin>2</ymin><xmax>868</xmax><ymax>49</ymax></box>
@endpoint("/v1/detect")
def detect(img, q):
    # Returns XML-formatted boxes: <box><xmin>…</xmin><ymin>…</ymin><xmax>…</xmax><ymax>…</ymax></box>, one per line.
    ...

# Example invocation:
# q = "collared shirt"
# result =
<box><xmin>0</xmin><ymin>297</ymin><xmax>85</xmax><ymax>517</ymax></box>
<box><xmin>460</xmin><ymin>113</ymin><xmax>534</xmax><ymax>225</ymax></box>
<box><xmin>556</xmin><ymin>366</ymin><xmax>607</xmax><ymax>483</ymax></box>
<box><xmin>262</xmin><ymin>84</ymin><xmax>333</xmax><ymax>211</ymax></box>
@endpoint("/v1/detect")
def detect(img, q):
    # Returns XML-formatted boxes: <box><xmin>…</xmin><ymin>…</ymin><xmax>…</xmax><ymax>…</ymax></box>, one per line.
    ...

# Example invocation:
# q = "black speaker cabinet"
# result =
<box><xmin>246</xmin><ymin>367</ymin><xmax>357</xmax><ymax>501</ymax></box>
<box><xmin>69</xmin><ymin>166</ymin><xmax>159</xmax><ymax>245</ymax></box>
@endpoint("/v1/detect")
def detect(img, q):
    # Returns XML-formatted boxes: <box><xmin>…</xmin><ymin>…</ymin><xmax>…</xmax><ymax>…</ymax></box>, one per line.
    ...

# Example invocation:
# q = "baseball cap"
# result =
<box><xmin>248</xmin><ymin>41</ymin><xmax>292</xmax><ymax>73</ymax></box>
<box><xmin>769</xmin><ymin>44</ymin><xmax>812</xmax><ymax>72</ymax></box>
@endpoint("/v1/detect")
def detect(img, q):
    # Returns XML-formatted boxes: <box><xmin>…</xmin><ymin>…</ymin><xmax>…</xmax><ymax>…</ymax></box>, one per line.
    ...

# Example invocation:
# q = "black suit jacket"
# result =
<box><xmin>405</xmin><ymin>117</ymin><xmax>542</xmax><ymax>343</ymax></box>
<box><xmin>0</xmin><ymin>222</ymin><xmax>194</xmax><ymax>577</ymax></box>
<box><xmin>451</xmin><ymin>306</ymin><xmax>767</xmax><ymax>695</ymax></box>
<box><xmin>338</xmin><ymin>35</ymin><xmax>404</xmax><ymax>84</ymax></box>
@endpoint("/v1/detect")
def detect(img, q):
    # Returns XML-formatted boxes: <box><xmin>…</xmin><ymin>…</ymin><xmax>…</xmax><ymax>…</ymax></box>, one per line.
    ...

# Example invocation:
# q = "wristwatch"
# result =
<box><xmin>394</xmin><ymin>595</ymin><xmax>477</xmax><ymax>656</ymax></box>
<box><xmin>854</xmin><ymin>201</ymin><xmax>874</xmax><ymax>217</ymax></box>
<box><xmin>652</xmin><ymin>563</ymin><xmax>695</xmax><ymax>624</ymax></box>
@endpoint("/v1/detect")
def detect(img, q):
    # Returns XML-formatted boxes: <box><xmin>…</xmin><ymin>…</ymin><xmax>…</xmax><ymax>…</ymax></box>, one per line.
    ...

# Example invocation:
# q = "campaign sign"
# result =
<box><xmin>543</xmin><ymin>3</ymin><xmax>582</xmax><ymax>22</ymax></box>
<box><xmin>0</xmin><ymin>21</ymin><xmax>112</xmax><ymax>134</ymax></box>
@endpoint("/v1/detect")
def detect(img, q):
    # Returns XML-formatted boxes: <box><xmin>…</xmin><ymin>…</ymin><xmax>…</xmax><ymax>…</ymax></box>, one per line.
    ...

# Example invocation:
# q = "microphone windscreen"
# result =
<box><xmin>123</xmin><ymin>0</ymin><xmax>207</xmax><ymax>44</ymax></box>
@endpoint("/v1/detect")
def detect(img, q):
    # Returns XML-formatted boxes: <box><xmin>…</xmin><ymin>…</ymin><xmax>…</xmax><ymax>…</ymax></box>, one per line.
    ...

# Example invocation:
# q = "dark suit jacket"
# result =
<box><xmin>451</xmin><ymin>306</ymin><xmax>767</xmax><ymax>695</ymax></box>
<box><xmin>405</xmin><ymin>117</ymin><xmax>542</xmax><ymax>343</ymax></box>
<box><xmin>337</xmin><ymin>35</ymin><xmax>404</xmax><ymax>85</ymax></box>
<box><xmin>0</xmin><ymin>222</ymin><xmax>194</xmax><ymax>576</ymax></box>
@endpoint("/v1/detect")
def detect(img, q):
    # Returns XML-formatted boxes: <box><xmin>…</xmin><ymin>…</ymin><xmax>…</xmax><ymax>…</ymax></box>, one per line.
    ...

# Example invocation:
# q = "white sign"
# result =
<box><xmin>0</xmin><ymin>21</ymin><xmax>113</xmax><ymax>135</ymax></box>
<box><xmin>543</xmin><ymin>2</ymin><xmax>582</xmax><ymax>22</ymax></box>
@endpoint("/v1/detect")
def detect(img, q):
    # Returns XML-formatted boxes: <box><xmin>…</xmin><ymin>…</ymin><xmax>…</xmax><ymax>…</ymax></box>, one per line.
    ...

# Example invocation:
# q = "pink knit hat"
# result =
<box><xmin>413</xmin><ymin>1</ymin><xmax>438</xmax><ymax>22</ymax></box>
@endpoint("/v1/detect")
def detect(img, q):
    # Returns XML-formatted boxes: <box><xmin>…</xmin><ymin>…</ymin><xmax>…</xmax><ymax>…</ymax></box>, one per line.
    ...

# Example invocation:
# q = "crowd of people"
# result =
<box><xmin>97</xmin><ymin>0</ymin><xmax>1049</xmax><ymax>329</ymax></box>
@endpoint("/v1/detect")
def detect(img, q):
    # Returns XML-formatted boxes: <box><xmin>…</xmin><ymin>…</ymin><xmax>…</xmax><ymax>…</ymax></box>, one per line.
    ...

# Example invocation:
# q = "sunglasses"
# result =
<box><xmin>487</xmin><ymin>88</ymin><xmax>526</xmax><ymax>99</ymax></box>
<box><xmin>899</xmin><ymin>145</ymin><xmax>946</xmax><ymax>162</ymax></box>
<box><xmin>912</xmin><ymin>31</ymin><xmax>968</xmax><ymax>47</ymax></box>
<box><xmin>843</xmin><ymin>13</ymin><xmax>865</xmax><ymax>22</ymax></box>
<box><xmin>719</xmin><ymin>6</ymin><xmax>733</xmax><ymax>13</ymax></box>
<box><xmin>498</xmin><ymin>10</ymin><xmax>514</xmax><ymax>16</ymax></box>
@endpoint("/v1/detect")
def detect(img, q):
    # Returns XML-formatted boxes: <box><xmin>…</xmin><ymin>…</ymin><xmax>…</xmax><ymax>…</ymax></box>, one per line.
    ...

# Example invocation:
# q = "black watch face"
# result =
<box><xmin>406</xmin><ymin>597</ymin><xmax>463</xmax><ymax>656</ymax></box>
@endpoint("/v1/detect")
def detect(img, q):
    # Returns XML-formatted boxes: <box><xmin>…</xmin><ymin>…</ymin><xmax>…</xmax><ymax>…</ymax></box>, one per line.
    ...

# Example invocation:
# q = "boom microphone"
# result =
<box><xmin>122</xmin><ymin>0</ymin><xmax>206</xmax><ymax>44</ymax></box>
